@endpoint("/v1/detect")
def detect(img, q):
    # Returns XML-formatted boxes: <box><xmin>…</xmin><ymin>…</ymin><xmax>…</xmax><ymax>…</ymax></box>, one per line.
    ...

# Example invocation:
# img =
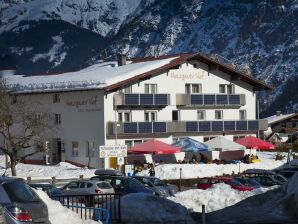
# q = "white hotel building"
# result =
<box><xmin>6</xmin><ymin>53</ymin><xmax>272</xmax><ymax>168</ymax></box>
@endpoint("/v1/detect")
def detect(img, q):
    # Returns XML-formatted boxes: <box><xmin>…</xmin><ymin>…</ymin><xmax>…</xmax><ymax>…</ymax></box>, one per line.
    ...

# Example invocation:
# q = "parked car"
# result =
<box><xmin>244</xmin><ymin>169</ymin><xmax>287</xmax><ymax>186</ymax></box>
<box><xmin>0</xmin><ymin>177</ymin><xmax>50</xmax><ymax>224</ymax></box>
<box><xmin>29</xmin><ymin>183</ymin><xmax>63</xmax><ymax>197</ymax></box>
<box><xmin>233</xmin><ymin>177</ymin><xmax>262</xmax><ymax>188</ymax></box>
<box><xmin>91</xmin><ymin>175</ymin><xmax>157</xmax><ymax>195</ymax></box>
<box><xmin>60</xmin><ymin>180</ymin><xmax>114</xmax><ymax>195</ymax></box>
<box><xmin>276</xmin><ymin>167</ymin><xmax>298</xmax><ymax>179</ymax></box>
<box><xmin>196</xmin><ymin>177</ymin><xmax>254</xmax><ymax>191</ymax></box>
<box><xmin>94</xmin><ymin>169</ymin><xmax>124</xmax><ymax>176</ymax></box>
<box><xmin>132</xmin><ymin>176</ymin><xmax>177</xmax><ymax>196</ymax></box>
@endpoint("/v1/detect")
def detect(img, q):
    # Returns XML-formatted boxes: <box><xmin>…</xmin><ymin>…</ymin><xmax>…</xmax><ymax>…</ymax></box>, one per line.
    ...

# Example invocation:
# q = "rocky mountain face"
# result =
<box><xmin>1</xmin><ymin>0</ymin><xmax>298</xmax><ymax>116</ymax></box>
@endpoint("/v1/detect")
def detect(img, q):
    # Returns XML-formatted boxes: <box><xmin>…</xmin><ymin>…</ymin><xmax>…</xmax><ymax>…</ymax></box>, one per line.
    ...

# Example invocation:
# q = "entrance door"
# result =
<box><xmin>172</xmin><ymin>110</ymin><xmax>179</xmax><ymax>121</ymax></box>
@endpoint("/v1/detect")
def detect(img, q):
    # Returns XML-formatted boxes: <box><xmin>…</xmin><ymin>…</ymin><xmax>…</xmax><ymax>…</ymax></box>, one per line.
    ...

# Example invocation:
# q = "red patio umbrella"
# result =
<box><xmin>128</xmin><ymin>139</ymin><xmax>181</xmax><ymax>154</ymax></box>
<box><xmin>235</xmin><ymin>136</ymin><xmax>275</xmax><ymax>150</ymax></box>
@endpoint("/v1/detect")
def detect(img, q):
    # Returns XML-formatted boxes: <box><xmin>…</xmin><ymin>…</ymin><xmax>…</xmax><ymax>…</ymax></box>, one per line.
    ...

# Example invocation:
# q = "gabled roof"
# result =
<box><xmin>264</xmin><ymin>113</ymin><xmax>296</xmax><ymax>125</ymax></box>
<box><xmin>6</xmin><ymin>52</ymin><xmax>273</xmax><ymax>94</ymax></box>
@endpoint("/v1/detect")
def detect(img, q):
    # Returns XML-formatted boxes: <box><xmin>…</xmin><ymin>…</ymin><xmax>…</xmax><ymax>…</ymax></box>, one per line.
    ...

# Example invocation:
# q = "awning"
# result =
<box><xmin>235</xmin><ymin>136</ymin><xmax>275</xmax><ymax>150</ymax></box>
<box><xmin>172</xmin><ymin>137</ymin><xmax>209</xmax><ymax>152</ymax></box>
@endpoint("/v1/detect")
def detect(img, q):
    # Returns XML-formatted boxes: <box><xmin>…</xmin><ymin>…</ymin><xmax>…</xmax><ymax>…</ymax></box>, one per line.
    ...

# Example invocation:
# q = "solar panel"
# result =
<box><xmin>124</xmin><ymin>94</ymin><xmax>139</xmax><ymax>105</ymax></box>
<box><xmin>224</xmin><ymin>121</ymin><xmax>236</xmax><ymax>131</ymax></box>
<box><xmin>190</xmin><ymin>95</ymin><xmax>203</xmax><ymax>105</ymax></box>
<box><xmin>212</xmin><ymin>121</ymin><xmax>223</xmax><ymax>131</ymax></box>
<box><xmin>154</xmin><ymin>94</ymin><xmax>168</xmax><ymax>105</ymax></box>
<box><xmin>140</xmin><ymin>94</ymin><xmax>154</xmax><ymax>105</ymax></box>
<box><xmin>204</xmin><ymin>95</ymin><xmax>216</xmax><ymax>105</ymax></box>
<box><xmin>138</xmin><ymin>122</ymin><xmax>152</xmax><ymax>133</ymax></box>
<box><xmin>236</xmin><ymin>121</ymin><xmax>248</xmax><ymax>131</ymax></box>
<box><xmin>186</xmin><ymin>122</ymin><xmax>198</xmax><ymax>132</ymax></box>
<box><xmin>123</xmin><ymin>122</ymin><xmax>138</xmax><ymax>133</ymax></box>
<box><xmin>216</xmin><ymin>95</ymin><xmax>228</xmax><ymax>105</ymax></box>
<box><xmin>199</xmin><ymin>121</ymin><xmax>211</xmax><ymax>132</ymax></box>
<box><xmin>153</xmin><ymin>122</ymin><xmax>167</xmax><ymax>133</ymax></box>
<box><xmin>229</xmin><ymin>95</ymin><xmax>240</xmax><ymax>105</ymax></box>
<box><xmin>248</xmin><ymin>121</ymin><xmax>259</xmax><ymax>131</ymax></box>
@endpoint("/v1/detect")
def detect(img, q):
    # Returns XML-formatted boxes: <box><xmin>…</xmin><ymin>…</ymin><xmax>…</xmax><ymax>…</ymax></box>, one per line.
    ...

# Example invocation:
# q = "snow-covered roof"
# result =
<box><xmin>264</xmin><ymin>113</ymin><xmax>296</xmax><ymax>125</ymax></box>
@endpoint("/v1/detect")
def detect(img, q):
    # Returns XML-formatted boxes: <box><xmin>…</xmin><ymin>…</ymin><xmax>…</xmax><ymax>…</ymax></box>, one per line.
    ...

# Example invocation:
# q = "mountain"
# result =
<box><xmin>1</xmin><ymin>0</ymin><xmax>298</xmax><ymax>116</ymax></box>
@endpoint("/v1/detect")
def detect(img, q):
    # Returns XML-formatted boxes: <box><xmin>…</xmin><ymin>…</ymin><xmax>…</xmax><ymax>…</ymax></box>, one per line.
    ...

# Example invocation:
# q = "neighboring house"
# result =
<box><xmin>264</xmin><ymin>112</ymin><xmax>298</xmax><ymax>136</ymax></box>
<box><xmin>5</xmin><ymin>52</ymin><xmax>271</xmax><ymax>168</ymax></box>
<box><xmin>267</xmin><ymin>132</ymin><xmax>289</xmax><ymax>144</ymax></box>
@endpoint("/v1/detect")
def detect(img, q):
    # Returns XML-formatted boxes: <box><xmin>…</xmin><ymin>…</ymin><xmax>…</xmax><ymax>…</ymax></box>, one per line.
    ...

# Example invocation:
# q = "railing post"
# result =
<box><xmin>51</xmin><ymin>177</ymin><xmax>56</xmax><ymax>185</ymax></box>
<box><xmin>27</xmin><ymin>177</ymin><xmax>31</xmax><ymax>184</ymax></box>
<box><xmin>79</xmin><ymin>175</ymin><xmax>84</xmax><ymax>180</ymax></box>
<box><xmin>202</xmin><ymin>204</ymin><xmax>206</xmax><ymax>224</ymax></box>
<box><xmin>179</xmin><ymin>167</ymin><xmax>182</xmax><ymax>192</ymax></box>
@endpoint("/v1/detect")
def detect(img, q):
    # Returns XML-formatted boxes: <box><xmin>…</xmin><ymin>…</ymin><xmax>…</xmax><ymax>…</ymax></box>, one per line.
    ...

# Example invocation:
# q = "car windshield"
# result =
<box><xmin>247</xmin><ymin>179</ymin><xmax>261</xmax><ymax>187</ymax></box>
<box><xmin>124</xmin><ymin>178</ymin><xmax>144</xmax><ymax>188</ymax></box>
<box><xmin>272</xmin><ymin>175</ymin><xmax>286</xmax><ymax>183</ymax></box>
<box><xmin>234</xmin><ymin>178</ymin><xmax>247</xmax><ymax>185</ymax></box>
<box><xmin>3</xmin><ymin>181</ymin><xmax>41</xmax><ymax>203</ymax></box>
<box><xmin>229</xmin><ymin>179</ymin><xmax>243</xmax><ymax>186</ymax></box>
<box><xmin>150</xmin><ymin>178</ymin><xmax>166</xmax><ymax>186</ymax></box>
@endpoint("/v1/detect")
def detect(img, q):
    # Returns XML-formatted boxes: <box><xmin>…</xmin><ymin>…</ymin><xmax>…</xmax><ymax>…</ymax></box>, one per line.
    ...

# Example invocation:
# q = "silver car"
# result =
<box><xmin>0</xmin><ymin>177</ymin><xmax>50</xmax><ymax>224</ymax></box>
<box><xmin>60</xmin><ymin>180</ymin><xmax>114</xmax><ymax>195</ymax></box>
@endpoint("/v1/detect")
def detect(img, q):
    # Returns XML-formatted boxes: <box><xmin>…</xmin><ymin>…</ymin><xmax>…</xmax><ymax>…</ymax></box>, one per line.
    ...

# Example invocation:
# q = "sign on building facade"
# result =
<box><xmin>99</xmin><ymin>145</ymin><xmax>127</xmax><ymax>158</ymax></box>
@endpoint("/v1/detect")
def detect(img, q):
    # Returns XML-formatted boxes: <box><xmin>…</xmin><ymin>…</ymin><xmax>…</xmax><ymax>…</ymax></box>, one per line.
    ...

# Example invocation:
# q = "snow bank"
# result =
<box><xmin>138</xmin><ymin>152</ymin><xmax>286</xmax><ymax>180</ymax></box>
<box><xmin>169</xmin><ymin>183</ymin><xmax>272</xmax><ymax>213</ymax></box>
<box><xmin>120</xmin><ymin>193</ymin><xmax>195</xmax><ymax>224</ymax></box>
<box><xmin>35</xmin><ymin>190</ymin><xmax>99</xmax><ymax>224</ymax></box>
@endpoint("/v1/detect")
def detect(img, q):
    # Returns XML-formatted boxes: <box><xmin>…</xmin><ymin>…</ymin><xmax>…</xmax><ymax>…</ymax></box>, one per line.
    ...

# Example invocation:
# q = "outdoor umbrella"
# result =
<box><xmin>172</xmin><ymin>137</ymin><xmax>209</xmax><ymax>152</ymax></box>
<box><xmin>128</xmin><ymin>139</ymin><xmax>181</xmax><ymax>154</ymax></box>
<box><xmin>235</xmin><ymin>136</ymin><xmax>275</xmax><ymax>150</ymax></box>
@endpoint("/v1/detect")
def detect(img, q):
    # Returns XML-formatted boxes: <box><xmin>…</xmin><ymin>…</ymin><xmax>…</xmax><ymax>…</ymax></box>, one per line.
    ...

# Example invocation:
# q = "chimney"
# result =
<box><xmin>276</xmin><ymin>111</ymin><xmax>282</xmax><ymax>116</ymax></box>
<box><xmin>117</xmin><ymin>53</ymin><xmax>126</xmax><ymax>66</ymax></box>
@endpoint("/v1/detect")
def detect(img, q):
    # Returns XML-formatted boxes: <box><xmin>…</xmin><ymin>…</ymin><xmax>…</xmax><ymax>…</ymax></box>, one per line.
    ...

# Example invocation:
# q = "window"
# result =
<box><xmin>197</xmin><ymin>110</ymin><xmax>205</xmax><ymax>120</ymax></box>
<box><xmin>125</xmin><ymin>140</ymin><xmax>143</xmax><ymax>149</ymax></box>
<box><xmin>215</xmin><ymin>110</ymin><xmax>223</xmax><ymax>120</ymax></box>
<box><xmin>145</xmin><ymin>84</ymin><xmax>157</xmax><ymax>93</ymax></box>
<box><xmin>172</xmin><ymin>110</ymin><xmax>179</xmax><ymax>121</ymax></box>
<box><xmin>123</xmin><ymin>85</ymin><xmax>132</xmax><ymax>94</ymax></box>
<box><xmin>239</xmin><ymin>110</ymin><xmax>247</xmax><ymax>120</ymax></box>
<box><xmin>53</xmin><ymin>93</ymin><xmax>60</xmax><ymax>103</ymax></box>
<box><xmin>54</xmin><ymin>114</ymin><xmax>61</xmax><ymax>125</ymax></box>
<box><xmin>233</xmin><ymin>136</ymin><xmax>245</xmax><ymax>141</ymax></box>
<box><xmin>125</xmin><ymin>140</ymin><xmax>133</xmax><ymax>149</ymax></box>
<box><xmin>145</xmin><ymin>111</ymin><xmax>157</xmax><ymax>121</ymax></box>
<box><xmin>72</xmin><ymin>141</ymin><xmax>79</xmax><ymax>157</ymax></box>
<box><xmin>185</xmin><ymin>83</ymin><xmax>202</xmax><ymax>94</ymax></box>
<box><xmin>118</xmin><ymin>111</ymin><xmax>131</xmax><ymax>122</ymax></box>
<box><xmin>203</xmin><ymin>136</ymin><xmax>216</xmax><ymax>142</ymax></box>
<box><xmin>219</xmin><ymin>84</ymin><xmax>234</xmax><ymax>94</ymax></box>
<box><xmin>86</xmin><ymin>141</ymin><xmax>95</xmax><ymax>157</ymax></box>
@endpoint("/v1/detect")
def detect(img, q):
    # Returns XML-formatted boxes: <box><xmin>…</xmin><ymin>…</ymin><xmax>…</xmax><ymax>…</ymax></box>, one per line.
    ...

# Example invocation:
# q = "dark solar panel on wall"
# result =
<box><xmin>153</xmin><ymin>122</ymin><xmax>167</xmax><ymax>133</ymax></box>
<box><xmin>224</xmin><ymin>121</ymin><xmax>236</xmax><ymax>131</ymax></box>
<box><xmin>212</xmin><ymin>121</ymin><xmax>223</xmax><ymax>131</ymax></box>
<box><xmin>124</xmin><ymin>94</ymin><xmax>139</xmax><ymax>105</ymax></box>
<box><xmin>123</xmin><ymin>122</ymin><xmax>138</xmax><ymax>133</ymax></box>
<box><xmin>138</xmin><ymin>122</ymin><xmax>152</xmax><ymax>133</ymax></box>
<box><xmin>229</xmin><ymin>95</ymin><xmax>240</xmax><ymax>105</ymax></box>
<box><xmin>248</xmin><ymin>120</ymin><xmax>259</xmax><ymax>130</ymax></box>
<box><xmin>236</xmin><ymin>121</ymin><xmax>248</xmax><ymax>131</ymax></box>
<box><xmin>140</xmin><ymin>94</ymin><xmax>154</xmax><ymax>105</ymax></box>
<box><xmin>199</xmin><ymin>121</ymin><xmax>211</xmax><ymax>132</ymax></box>
<box><xmin>154</xmin><ymin>94</ymin><xmax>168</xmax><ymax>105</ymax></box>
<box><xmin>186</xmin><ymin>122</ymin><xmax>198</xmax><ymax>132</ymax></box>
<box><xmin>204</xmin><ymin>95</ymin><xmax>216</xmax><ymax>105</ymax></box>
<box><xmin>190</xmin><ymin>95</ymin><xmax>203</xmax><ymax>105</ymax></box>
<box><xmin>216</xmin><ymin>95</ymin><xmax>228</xmax><ymax>105</ymax></box>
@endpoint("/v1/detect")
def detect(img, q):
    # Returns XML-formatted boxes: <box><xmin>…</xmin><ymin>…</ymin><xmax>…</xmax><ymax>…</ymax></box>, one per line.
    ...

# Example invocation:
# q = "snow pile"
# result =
<box><xmin>35</xmin><ymin>190</ymin><xmax>99</xmax><ymax>224</ymax></box>
<box><xmin>120</xmin><ymin>193</ymin><xmax>195</xmax><ymax>224</ymax></box>
<box><xmin>138</xmin><ymin>152</ymin><xmax>286</xmax><ymax>180</ymax></box>
<box><xmin>169</xmin><ymin>183</ymin><xmax>272</xmax><ymax>213</ymax></box>
<box><xmin>205</xmin><ymin>173</ymin><xmax>298</xmax><ymax>223</ymax></box>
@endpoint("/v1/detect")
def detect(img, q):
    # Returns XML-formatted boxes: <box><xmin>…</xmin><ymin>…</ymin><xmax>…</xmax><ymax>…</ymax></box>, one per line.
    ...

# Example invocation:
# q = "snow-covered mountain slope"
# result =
<box><xmin>1</xmin><ymin>0</ymin><xmax>298</xmax><ymax>115</ymax></box>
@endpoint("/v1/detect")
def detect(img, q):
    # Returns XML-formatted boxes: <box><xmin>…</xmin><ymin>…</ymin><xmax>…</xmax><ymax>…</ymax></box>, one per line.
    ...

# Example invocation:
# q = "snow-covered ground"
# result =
<box><xmin>35</xmin><ymin>190</ymin><xmax>99</xmax><ymax>224</ymax></box>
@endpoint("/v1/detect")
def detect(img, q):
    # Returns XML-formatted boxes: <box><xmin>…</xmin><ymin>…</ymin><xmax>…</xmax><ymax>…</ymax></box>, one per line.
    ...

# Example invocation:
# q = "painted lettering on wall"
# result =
<box><xmin>169</xmin><ymin>71</ymin><xmax>204</xmax><ymax>80</ymax></box>
<box><xmin>66</xmin><ymin>96</ymin><xmax>98</xmax><ymax>108</ymax></box>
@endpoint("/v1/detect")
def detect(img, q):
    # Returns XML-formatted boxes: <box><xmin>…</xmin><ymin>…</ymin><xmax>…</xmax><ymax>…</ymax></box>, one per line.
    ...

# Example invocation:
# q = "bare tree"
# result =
<box><xmin>0</xmin><ymin>78</ymin><xmax>54</xmax><ymax>176</ymax></box>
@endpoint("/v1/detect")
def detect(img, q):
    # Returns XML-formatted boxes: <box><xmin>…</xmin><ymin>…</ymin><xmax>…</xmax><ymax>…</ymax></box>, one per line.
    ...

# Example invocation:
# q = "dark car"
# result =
<box><xmin>30</xmin><ymin>183</ymin><xmax>63</xmax><ymax>197</ymax></box>
<box><xmin>233</xmin><ymin>177</ymin><xmax>262</xmax><ymax>188</ymax></box>
<box><xmin>244</xmin><ymin>169</ymin><xmax>287</xmax><ymax>186</ymax></box>
<box><xmin>276</xmin><ymin>167</ymin><xmax>298</xmax><ymax>179</ymax></box>
<box><xmin>197</xmin><ymin>177</ymin><xmax>254</xmax><ymax>191</ymax></box>
<box><xmin>0</xmin><ymin>177</ymin><xmax>50</xmax><ymax>224</ymax></box>
<box><xmin>132</xmin><ymin>176</ymin><xmax>177</xmax><ymax>197</ymax></box>
<box><xmin>91</xmin><ymin>175</ymin><xmax>156</xmax><ymax>195</ymax></box>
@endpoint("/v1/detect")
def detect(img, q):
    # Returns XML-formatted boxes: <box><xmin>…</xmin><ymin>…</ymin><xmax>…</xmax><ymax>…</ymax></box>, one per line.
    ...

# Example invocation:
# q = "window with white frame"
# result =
<box><xmin>54</xmin><ymin>114</ymin><xmax>61</xmax><ymax>125</ymax></box>
<box><xmin>197</xmin><ymin>110</ymin><xmax>206</xmax><ymax>120</ymax></box>
<box><xmin>53</xmin><ymin>93</ymin><xmax>60</xmax><ymax>103</ymax></box>
<box><xmin>118</xmin><ymin>111</ymin><xmax>131</xmax><ymax>122</ymax></box>
<box><xmin>125</xmin><ymin>140</ymin><xmax>143</xmax><ymax>149</ymax></box>
<box><xmin>219</xmin><ymin>84</ymin><xmax>234</xmax><ymax>94</ymax></box>
<box><xmin>239</xmin><ymin>110</ymin><xmax>247</xmax><ymax>120</ymax></box>
<box><xmin>215</xmin><ymin>110</ymin><xmax>223</xmax><ymax>120</ymax></box>
<box><xmin>233</xmin><ymin>135</ymin><xmax>245</xmax><ymax>141</ymax></box>
<box><xmin>144</xmin><ymin>111</ymin><xmax>157</xmax><ymax>122</ymax></box>
<box><xmin>145</xmin><ymin>84</ymin><xmax>157</xmax><ymax>93</ymax></box>
<box><xmin>185</xmin><ymin>83</ymin><xmax>202</xmax><ymax>94</ymax></box>
<box><xmin>123</xmin><ymin>85</ymin><xmax>132</xmax><ymax>94</ymax></box>
<box><xmin>86</xmin><ymin>141</ymin><xmax>95</xmax><ymax>157</ymax></box>
<box><xmin>203</xmin><ymin>136</ymin><xmax>216</xmax><ymax>142</ymax></box>
<box><xmin>72</xmin><ymin>141</ymin><xmax>79</xmax><ymax>157</ymax></box>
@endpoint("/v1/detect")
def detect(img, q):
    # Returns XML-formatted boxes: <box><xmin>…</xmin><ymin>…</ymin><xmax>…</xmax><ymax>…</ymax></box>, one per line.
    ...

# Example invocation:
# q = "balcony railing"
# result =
<box><xmin>176</xmin><ymin>94</ymin><xmax>245</xmax><ymax>107</ymax></box>
<box><xmin>114</xmin><ymin>93</ymin><xmax>170</xmax><ymax>107</ymax></box>
<box><xmin>107</xmin><ymin>120</ymin><xmax>268</xmax><ymax>137</ymax></box>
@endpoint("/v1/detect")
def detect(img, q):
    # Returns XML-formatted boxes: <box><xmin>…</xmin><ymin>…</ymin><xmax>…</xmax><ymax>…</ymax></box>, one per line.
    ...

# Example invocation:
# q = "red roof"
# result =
<box><xmin>128</xmin><ymin>139</ymin><xmax>181</xmax><ymax>155</ymax></box>
<box><xmin>235</xmin><ymin>136</ymin><xmax>275</xmax><ymax>150</ymax></box>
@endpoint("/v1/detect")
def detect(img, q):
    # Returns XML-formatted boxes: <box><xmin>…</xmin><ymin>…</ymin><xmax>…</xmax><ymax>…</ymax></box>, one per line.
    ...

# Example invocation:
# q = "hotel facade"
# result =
<box><xmin>5</xmin><ymin>53</ymin><xmax>272</xmax><ymax>168</ymax></box>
